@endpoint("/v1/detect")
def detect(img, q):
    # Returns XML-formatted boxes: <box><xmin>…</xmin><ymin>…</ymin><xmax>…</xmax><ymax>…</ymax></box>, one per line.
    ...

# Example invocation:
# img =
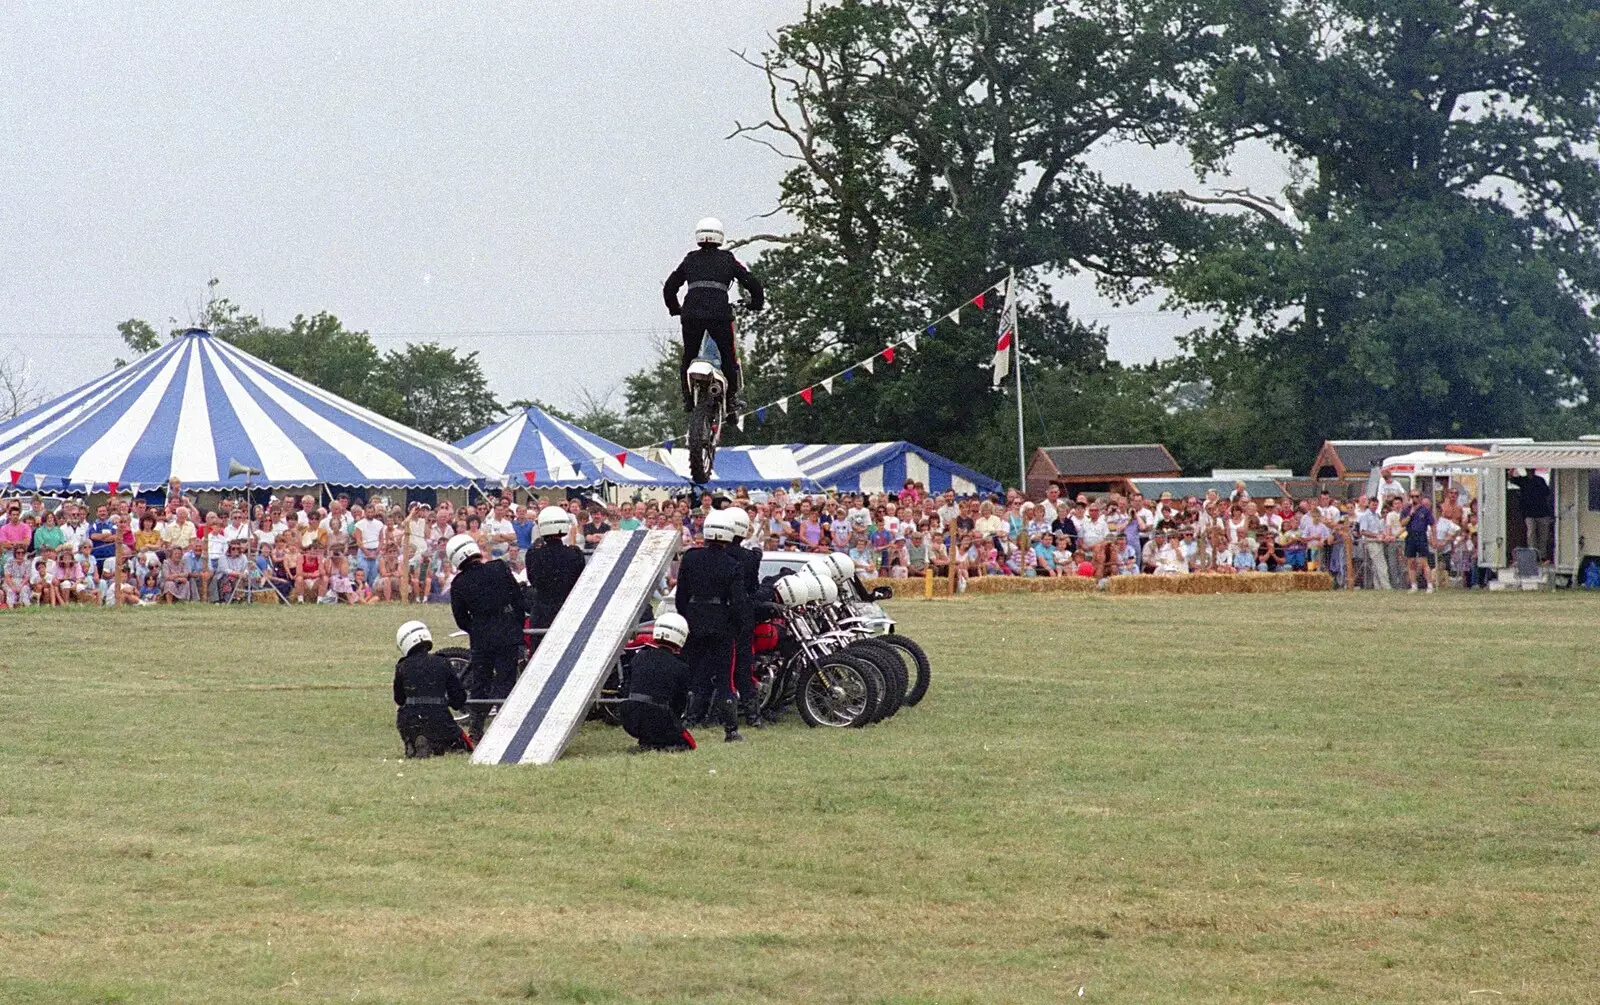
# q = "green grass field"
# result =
<box><xmin>3</xmin><ymin>592</ymin><xmax>1599</xmax><ymax>1003</ymax></box>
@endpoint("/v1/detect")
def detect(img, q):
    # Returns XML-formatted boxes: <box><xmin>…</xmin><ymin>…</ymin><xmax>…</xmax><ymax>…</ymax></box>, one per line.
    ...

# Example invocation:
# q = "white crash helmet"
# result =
<box><xmin>809</xmin><ymin>552</ymin><xmax>857</xmax><ymax>585</ymax></box>
<box><xmin>446</xmin><ymin>533</ymin><xmax>481</xmax><ymax>570</ymax></box>
<box><xmin>804</xmin><ymin>568</ymin><xmax>840</xmax><ymax>604</ymax></box>
<box><xmin>725</xmin><ymin>506</ymin><xmax>752</xmax><ymax>540</ymax></box>
<box><xmin>395</xmin><ymin>620</ymin><xmax>432</xmax><ymax>656</ymax></box>
<box><xmin>772</xmin><ymin>572</ymin><xmax>819</xmax><ymax>607</ymax></box>
<box><xmin>702</xmin><ymin>509</ymin><xmax>737</xmax><ymax>543</ymax></box>
<box><xmin>694</xmin><ymin>217</ymin><xmax>724</xmax><ymax>246</ymax></box>
<box><xmin>652</xmin><ymin>612</ymin><xmax>689</xmax><ymax>649</ymax></box>
<box><xmin>537</xmin><ymin>505</ymin><xmax>573</xmax><ymax>538</ymax></box>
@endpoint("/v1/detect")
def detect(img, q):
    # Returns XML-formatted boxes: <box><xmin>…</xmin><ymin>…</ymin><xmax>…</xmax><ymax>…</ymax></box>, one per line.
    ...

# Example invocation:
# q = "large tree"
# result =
<box><xmin>1166</xmin><ymin>0</ymin><xmax>1600</xmax><ymax>464</ymax></box>
<box><xmin>706</xmin><ymin>0</ymin><xmax>1215</xmax><ymax>475</ymax></box>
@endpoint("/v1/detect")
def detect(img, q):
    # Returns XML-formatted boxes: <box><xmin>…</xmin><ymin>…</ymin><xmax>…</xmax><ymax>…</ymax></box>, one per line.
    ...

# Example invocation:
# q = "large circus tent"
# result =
<box><xmin>454</xmin><ymin>405</ymin><xmax>686</xmax><ymax>489</ymax></box>
<box><xmin>0</xmin><ymin>328</ymin><xmax>493</xmax><ymax>492</ymax></box>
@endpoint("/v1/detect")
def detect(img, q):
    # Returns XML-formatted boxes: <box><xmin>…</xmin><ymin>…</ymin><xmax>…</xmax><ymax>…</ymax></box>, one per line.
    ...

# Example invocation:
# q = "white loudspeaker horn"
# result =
<box><xmin>227</xmin><ymin>458</ymin><xmax>262</xmax><ymax>478</ymax></box>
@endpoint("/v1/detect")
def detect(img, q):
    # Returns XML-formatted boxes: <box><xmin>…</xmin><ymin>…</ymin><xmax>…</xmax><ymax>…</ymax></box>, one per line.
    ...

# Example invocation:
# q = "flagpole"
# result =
<box><xmin>1010</xmin><ymin>269</ymin><xmax>1025</xmax><ymax>494</ymax></box>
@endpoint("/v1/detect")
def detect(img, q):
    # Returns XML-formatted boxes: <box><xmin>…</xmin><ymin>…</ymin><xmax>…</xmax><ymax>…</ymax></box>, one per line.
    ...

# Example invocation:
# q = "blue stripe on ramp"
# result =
<box><xmin>499</xmin><ymin>531</ymin><xmax>648</xmax><ymax>764</ymax></box>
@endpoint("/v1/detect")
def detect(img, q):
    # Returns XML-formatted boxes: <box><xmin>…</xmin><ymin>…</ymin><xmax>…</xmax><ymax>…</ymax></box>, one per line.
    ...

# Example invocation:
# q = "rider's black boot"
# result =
<box><xmin>719</xmin><ymin>698</ymin><xmax>745</xmax><ymax>742</ymax></box>
<box><xmin>740</xmin><ymin>693</ymin><xmax>765</xmax><ymax>729</ymax></box>
<box><xmin>684</xmin><ymin>692</ymin><xmax>709</xmax><ymax>728</ymax></box>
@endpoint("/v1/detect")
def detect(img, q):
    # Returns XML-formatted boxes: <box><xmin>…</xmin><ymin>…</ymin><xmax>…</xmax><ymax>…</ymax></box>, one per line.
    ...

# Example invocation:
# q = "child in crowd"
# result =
<box><xmin>325</xmin><ymin>558</ymin><xmax>356</xmax><ymax>605</ymax></box>
<box><xmin>138</xmin><ymin>569</ymin><xmax>161</xmax><ymax>605</ymax></box>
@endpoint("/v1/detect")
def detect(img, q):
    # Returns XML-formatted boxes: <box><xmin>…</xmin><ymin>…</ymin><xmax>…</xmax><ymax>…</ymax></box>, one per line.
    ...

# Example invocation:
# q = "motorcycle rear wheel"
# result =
<box><xmin>688</xmin><ymin>396</ymin><xmax>719</xmax><ymax>484</ymax></box>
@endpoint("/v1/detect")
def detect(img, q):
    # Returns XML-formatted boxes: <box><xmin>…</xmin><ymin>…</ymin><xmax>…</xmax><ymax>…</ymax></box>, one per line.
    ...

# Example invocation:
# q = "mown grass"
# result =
<box><xmin>2</xmin><ymin>592</ymin><xmax>1599</xmax><ymax>1003</ymax></box>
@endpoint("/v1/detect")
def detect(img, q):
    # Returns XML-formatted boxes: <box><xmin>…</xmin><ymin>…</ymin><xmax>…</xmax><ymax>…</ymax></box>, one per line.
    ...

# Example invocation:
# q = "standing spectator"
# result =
<box><xmin>1401</xmin><ymin>491</ymin><xmax>1436</xmax><ymax>592</ymax></box>
<box><xmin>351</xmin><ymin>504</ymin><xmax>386</xmax><ymax>586</ymax></box>
<box><xmin>1356</xmin><ymin>497</ymin><xmax>1391</xmax><ymax>590</ymax></box>
<box><xmin>482</xmin><ymin>499</ymin><xmax>516</xmax><ymax>561</ymax></box>
<box><xmin>580</xmin><ymin>507</ymin><xmax>611</xmax><ymax>549</ymax></box>
<box><xmin>616</xmin><ymin>501</ymin><xmax>643</xmax><ymax>531</ymax></box>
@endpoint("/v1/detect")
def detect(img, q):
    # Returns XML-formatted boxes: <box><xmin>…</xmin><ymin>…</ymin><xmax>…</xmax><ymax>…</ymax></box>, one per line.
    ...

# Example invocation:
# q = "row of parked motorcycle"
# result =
<box><xmin>435</xmin><ymin>552</ymin><xmax>932</xmax><ymax>732</ymax></box>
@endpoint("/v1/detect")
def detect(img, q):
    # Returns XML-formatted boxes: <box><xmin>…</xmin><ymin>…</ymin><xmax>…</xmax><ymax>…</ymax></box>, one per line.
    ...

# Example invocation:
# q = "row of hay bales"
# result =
<box><xmin>862</xmin><ymin>572</ymin><xmax>1334</xmax><ymax>598</ymax></box>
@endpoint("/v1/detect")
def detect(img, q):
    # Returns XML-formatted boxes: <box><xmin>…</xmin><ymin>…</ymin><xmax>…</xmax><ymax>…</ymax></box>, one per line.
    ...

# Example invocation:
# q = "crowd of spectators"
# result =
<box><xmin>0</xmin><ymin>473</ymin><xmax>1482</xmax><ymax>609</ymax></box>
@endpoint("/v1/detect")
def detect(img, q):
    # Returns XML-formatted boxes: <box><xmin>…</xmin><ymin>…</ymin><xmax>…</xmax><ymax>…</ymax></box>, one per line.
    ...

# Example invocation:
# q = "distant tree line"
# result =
<box><xmin>116</xmin><ymin>280</ymin><xmax>501</xmax><ymax>444</ymax></box>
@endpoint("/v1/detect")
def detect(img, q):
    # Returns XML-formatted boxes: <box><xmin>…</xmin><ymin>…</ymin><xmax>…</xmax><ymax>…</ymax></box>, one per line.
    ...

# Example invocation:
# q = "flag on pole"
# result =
<box><xmin>993</xmin><ymin>274</ymin><xmax>1018</xmax><ymax>387</ymax></box>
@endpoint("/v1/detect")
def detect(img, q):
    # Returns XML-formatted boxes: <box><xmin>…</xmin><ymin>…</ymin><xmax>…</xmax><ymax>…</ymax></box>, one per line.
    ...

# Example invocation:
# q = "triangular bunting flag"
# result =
<box><xmin>861</xmin><ymin>357</ymin><xmax>874</xmax><ymax>374</ymax></box>
<box><xmin>108</xmin><ymin>481</ymin><xmax>120</xmax><ymax>495</ymax></box>
<box><xmin>800</xmin><ymin>387</ymin><xmax>814</xmax><ymax>406</ymax></box>
<box><xmin>615</xmin><ymin>451</ymin><xmax>628</xmax><ymax>466</ymax></box>
<box><xmin>756</xmin><ymin>407</ymin><xmax>767</xmax><ymax>424</ymax></box>
<box><xmin>883</xmin><ymin>346</ymin><xmax>896</xmax><ymax>364</ymax></box>
<box><xmin>58</xmin><ymin>477</ymin><xmax>71</xmax><ymax>490</ymax></box>
<box><xmin>663</xmin><ymin>438</ymin><xmax>674</xmax><ymax>451</ymax></box>
<box><xmin>821</xmin><ymin>377</ymin><xmax>834</xmax><ymax>394</ymax></box>
<box><xmin>736</xmin><ymin>414</ymin><xmax>745</xmax><ymax>431</ymax></box>
<box><xmin>130</xmin><ymin>482</ymin><xmax>141</xmax><ymax>495</ymax></box>
<box><xmin>33</xmin><ymin>474</ymin><xmax>46</xmax><ymax>490</ymax></box>
<box><xmin>523</xmin><ymin>470</ymin><xmax>537</xmax><ymax>485</ymax></box>
<box><xmin>907</xmin><ymin>333</ymin><xmax>919</xmax><ymax>350</ymax></box>
<box><xmin>777</xmin><ymin>397</ymin><xmax>790</xmax><ymax>414</ymax></box>
<box><xmin>974</xmin><ymin>292</ymin><xmax>986</xmax><ymax>310</ymax></box>
<box><xmin>8</xmin><ymin>470</ymin><xmax>20</xmax><ymax>486</ymax></box>
<box><xmin>949</xmin><ymin>307</ymin><xmax>961</xmax><ymax>325</ymax></box>
<box><xmin>841</xmin><ymin>368</ymin><xmax>854</xmax><ymax>383</ymax></box>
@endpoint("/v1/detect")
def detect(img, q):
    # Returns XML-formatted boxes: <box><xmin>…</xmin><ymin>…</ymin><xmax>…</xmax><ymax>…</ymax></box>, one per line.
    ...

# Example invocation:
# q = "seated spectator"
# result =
<box><xmin>138</xmin><ymin>569</ymin><xmax>161</xmax><ymax>605</ymax></box>
<box><xmin>214</xmin><ymin>540</ymin><xmax>249</xmax><ymax>602</ymax></box>
<box><xmin>162</xmin><ymin>547</ymin><xmax>191</xmax><ymax>603</ymax></box>
<box><xmin>325</xmin><ymin>557</ymin><xmax>356</xmax><ymax>605</ymax></box>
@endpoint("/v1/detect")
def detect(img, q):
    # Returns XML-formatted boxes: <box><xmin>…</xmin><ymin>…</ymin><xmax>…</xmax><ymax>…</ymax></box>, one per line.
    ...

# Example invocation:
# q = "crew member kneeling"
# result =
<box><xmin>621</xmin><ymin>613</ymin><xmax>696</xmax><ymax>752</ymax></box>
<box><xmin>677</xmin><ymin>508</ymin><xmax>751</xmax><ymax>743</ymax></box>
<box><xmin>447</xmin><ymin>532</ymin><xmax>530</xmax><ymax>742</ymax></box>
<box><xmin>393</xmin><ymin>620</ymin><xmax>471</xmax><ymax>758</ymax></box>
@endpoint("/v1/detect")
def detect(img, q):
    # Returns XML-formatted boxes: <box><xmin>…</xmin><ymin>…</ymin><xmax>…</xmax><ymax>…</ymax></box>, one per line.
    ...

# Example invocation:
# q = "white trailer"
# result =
<box><xmin>1429</xmin><ymin>442</ymin><xmax>1600</xmax><ymax>584</ymax></box>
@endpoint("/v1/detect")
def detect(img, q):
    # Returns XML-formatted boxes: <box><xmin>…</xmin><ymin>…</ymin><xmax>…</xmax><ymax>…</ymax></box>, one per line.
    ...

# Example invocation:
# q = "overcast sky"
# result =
<box><xmin>0</xmin><ymin>2</ymin><xmax>1286</xmax><ymax>416</ymax></box>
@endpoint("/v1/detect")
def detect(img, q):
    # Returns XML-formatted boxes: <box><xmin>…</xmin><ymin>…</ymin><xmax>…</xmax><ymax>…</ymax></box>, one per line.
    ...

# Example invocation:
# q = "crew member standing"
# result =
<box><xmin>725</xmin><ymin>506</ymin><xmax>765</xmax><ymax>729</ymax></box>
<box><xmin>447</xmin><ymin>532</ymin><xmax>529</xmax><ymax>742</ymax></box>
<box><xmin>676</xmin><ymin>509</ymin><xmax>750</xmax><ymax>743</ymax></box>
<box><xmin>525</xmin><ymin>505</ymin><xmax>586</xmax><ymax>638</ymax></box>
<box><xmin>620</xmin><ymin>613</ymin><xmax>696</xmax><ymax>752</ymax></box>
<box><xmin>392</xmin><ymin>620</ymin><xmax>471</xmax><ymax>758</ymax></box>
<box><xmin>663</xmin><ymin>217</ymin><xmax>764</xmax><ymax>412</ymax></box>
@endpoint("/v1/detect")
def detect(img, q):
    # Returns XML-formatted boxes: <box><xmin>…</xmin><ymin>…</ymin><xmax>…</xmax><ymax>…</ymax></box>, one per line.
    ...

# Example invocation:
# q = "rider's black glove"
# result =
<box><xmin>667</xmin><ymin>305</ymin><xmax>681</xmax><ymax>317</ymax></box>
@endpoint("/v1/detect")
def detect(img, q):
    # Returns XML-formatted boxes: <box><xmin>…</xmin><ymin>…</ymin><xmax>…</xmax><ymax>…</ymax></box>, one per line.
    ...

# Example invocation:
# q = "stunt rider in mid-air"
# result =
<box><xmin>663</xmin><ymin>217</ymin><xmax>764</xmax><ymax>412</ymax></box>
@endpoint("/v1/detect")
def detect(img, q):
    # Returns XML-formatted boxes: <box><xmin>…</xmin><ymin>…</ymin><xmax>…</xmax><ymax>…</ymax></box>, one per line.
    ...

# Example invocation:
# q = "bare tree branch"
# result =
<box><xmin>1175</xmin><ymin>188</ymin><xmax>1293</xmax><ymax>225</ymax></box>
<box><xmin>0</xmin><ymin>351</ymin><xmax>45</xmax><ymax>419</ymax></box>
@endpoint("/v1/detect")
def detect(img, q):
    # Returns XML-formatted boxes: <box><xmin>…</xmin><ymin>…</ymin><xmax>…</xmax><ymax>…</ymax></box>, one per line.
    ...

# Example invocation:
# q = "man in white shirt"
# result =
<box><xmin>1041</xmin><ymin>485</ymin><xmax>1062</xmax><ymax>527</ymax></box>
<box><xmin>1355</xmin><ymin>497</ymin><xmax>1390</xmax><ymax>590</ymax></box>
<box><xmin>1079</xmin><ymin>503</ymin><xmax>1110</xmax><ymax>548</ymax></box>
<box><xmin>59</xmin><ymin>504</ymin><xmax>90</xmax><ymax>550</ymax></box>
<box><xmin>482</xmin><ymin>500</ymin><xmax>516</xmax><ymax>561</ymax></box>
<box><xmin>162</xmin><ymin>506</ymin><xmax>198</xmax><ymax>552</ymax></box>
<box><xmin>936</xmin><ymin>491</ymin><xmax>960</xmax><ymax>530</ymax></box>
<box><xmin>351</xmin><ymin>504</ymin><xmax>386</xmax><ymax>586</ymax></box>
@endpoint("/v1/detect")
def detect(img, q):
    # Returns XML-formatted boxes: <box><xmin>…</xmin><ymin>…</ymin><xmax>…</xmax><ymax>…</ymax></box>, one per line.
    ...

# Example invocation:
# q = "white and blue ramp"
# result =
<box><xmin>472</xmin><ymin>529</ymin><xmax>679</xmax><ymax>765</ymax></box>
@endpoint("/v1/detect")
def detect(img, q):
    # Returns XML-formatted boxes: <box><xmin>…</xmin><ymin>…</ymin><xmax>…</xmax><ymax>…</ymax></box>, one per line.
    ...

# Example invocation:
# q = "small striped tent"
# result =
<box><xmin>455</xmin><ymin>406</ymin><xmax>686</xmax><ymax>488</ymax></box>
<box><xmin>790</xmin><ymin>442</ymin><xmax>1000</xmax><ymax>496</ymax></box>
<box><xmin>0</xmin><ymin>328</ymin><xmax>492</xmax><ymax>490</ymax></box>
<box><xmin>656</xmin><ymin>445</ymin><xmax>816</xmax><ymax>491</ymax></box>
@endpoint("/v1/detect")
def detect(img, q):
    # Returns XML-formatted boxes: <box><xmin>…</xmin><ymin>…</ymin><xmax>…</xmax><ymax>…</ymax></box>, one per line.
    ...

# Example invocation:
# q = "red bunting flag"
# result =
<box><xmin>882</xmin><ymin>346</ymin><xmax>896</xmax><ymax>364</ymax></box>
<box><xmin>974</xmin><ymin>292</ymin><xmax>986</xmax><ymax>310</ymax></box>
<box><xmin>800</xmin><ymin>387</ymin><xmax>814</xmax><ymax>406</ymax></box>
<box><xmin>107</xmin><ymin>481</ymin><xmax>120</xmax><ymax>495</ymax></box>
<box><xmin>522</xmin><ymin>470</ymin><xmax>537</xmax><ymax>485</ymax></box>
<box><xmin>614</xmin><ymin>451</ymin><xmax>628</xmax><ymax>466</ymax></box>
<box><xmin>7</xmin><ymin>470</ymin><xmax>18</xmax><ymax>486</ymax></box>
